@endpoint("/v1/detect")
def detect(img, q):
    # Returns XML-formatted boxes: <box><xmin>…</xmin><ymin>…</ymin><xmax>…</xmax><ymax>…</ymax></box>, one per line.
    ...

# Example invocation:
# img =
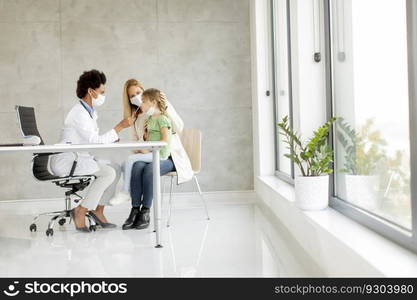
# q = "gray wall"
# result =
<box><xmin>0</xmin><ymin>0</ymin><xmax>253</xmax><ymax>200</ymax></box>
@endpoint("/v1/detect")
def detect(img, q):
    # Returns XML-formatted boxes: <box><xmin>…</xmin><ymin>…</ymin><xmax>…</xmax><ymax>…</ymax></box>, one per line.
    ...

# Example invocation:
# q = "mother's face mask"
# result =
<box><xmin>130</xmin><ymin>93</ymin><xmax>143</xmax><ymax>107</ymax></box>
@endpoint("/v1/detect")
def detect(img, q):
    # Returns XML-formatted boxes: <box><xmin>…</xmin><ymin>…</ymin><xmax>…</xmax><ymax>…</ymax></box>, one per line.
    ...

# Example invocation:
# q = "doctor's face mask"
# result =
<box><xmin>90</xmin><ymin>88</ymin><xmax>106</xmax><ymax>107</ymax></box>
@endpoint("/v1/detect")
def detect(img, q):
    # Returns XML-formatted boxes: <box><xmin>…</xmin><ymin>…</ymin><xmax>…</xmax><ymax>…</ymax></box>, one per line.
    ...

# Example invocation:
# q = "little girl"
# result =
<box><xmin>111</xmin><ymin>88</ymin><xmax>172</xmax><ymax>204</ymax></box>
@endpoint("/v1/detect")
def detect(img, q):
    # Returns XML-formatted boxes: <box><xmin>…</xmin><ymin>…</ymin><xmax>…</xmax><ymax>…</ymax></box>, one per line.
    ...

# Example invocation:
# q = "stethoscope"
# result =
<box><xmin>79</xmin><ymin>100</ymin><xmax>94</xmax><ymax>119</ymax></box>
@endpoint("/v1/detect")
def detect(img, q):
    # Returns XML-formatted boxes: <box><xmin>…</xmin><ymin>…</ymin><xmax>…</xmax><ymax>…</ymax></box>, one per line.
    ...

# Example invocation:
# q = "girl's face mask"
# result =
<box><xmin>145</xmin><ymin>105</ymin><xmax>156</xmax><ymax>116</ymax></box>
<box><xmin>140</xmin><ymin>97</ymin><xmax>154</xmax><ymax>116</ymax></box>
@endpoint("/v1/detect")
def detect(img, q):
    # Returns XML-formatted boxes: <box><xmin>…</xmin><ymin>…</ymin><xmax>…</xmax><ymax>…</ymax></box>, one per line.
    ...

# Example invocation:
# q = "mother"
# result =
<box><xmin>120</xmin><ymin>79</ymin><xmax>193</xmax><ymax>230</ymax></box>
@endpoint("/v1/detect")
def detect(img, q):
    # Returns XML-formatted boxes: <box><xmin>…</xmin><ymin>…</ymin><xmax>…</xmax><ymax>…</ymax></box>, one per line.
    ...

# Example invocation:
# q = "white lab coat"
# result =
<box><xmin>50</xmin><ymin>102</ymin><xmax>119</xmax><ymax>176</ymax></box>
<box><xmin>131</xmin><ymin>101</ymin><xmax>194</xmax><ymax>184</ymax></box>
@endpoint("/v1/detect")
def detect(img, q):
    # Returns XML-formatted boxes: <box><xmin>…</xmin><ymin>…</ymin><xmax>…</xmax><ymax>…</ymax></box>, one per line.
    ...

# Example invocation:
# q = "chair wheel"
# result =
<box><xmin>46</xmin><ymin>228</ymin><xmax>54</xmax><ymax>236</ymax></box>
<box><xmin>58</xmin><ymin>218</ymin><xmax>66</xmax><ymax>226</ymax></box>
<box><xmin>89</xmin><ymin>225</ymin><xmax>97</xmax><ymax>232</ymax></box>
<box><xmin>29</xmin><ymin>224</ymin><xmax>37</xmax><ymax>232</ymax></box>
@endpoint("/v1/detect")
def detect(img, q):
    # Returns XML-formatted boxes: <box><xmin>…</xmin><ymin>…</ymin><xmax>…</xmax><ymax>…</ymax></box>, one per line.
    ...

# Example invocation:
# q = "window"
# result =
<box><xmin>326</xmin><ymin>0</ymin><xmax>417</xmax><ymax>251</ymax></box>
<box><xmin>271</xmin><ymin>0</ymin><xmax>294</xmax><ymax>181</ymax></box>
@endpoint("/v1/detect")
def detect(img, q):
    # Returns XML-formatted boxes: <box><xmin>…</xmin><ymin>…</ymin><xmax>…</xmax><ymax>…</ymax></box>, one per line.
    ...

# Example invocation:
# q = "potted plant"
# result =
<box><xmin>278</xmin><ymin>116</ymin><xmax>337</xmax><ymax>210</ymax></box>
<box><xmin>336</xmin><ymin>118</ymin><xmax>386</xmax><ymax>209</ymax></box>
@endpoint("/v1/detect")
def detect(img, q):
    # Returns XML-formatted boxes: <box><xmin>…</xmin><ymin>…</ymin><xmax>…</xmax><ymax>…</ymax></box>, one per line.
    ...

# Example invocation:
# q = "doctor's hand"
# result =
<box><xmin>114</xmin><ymin>116</ymin><xmax>135</xmax><ymax>133</ymax></box>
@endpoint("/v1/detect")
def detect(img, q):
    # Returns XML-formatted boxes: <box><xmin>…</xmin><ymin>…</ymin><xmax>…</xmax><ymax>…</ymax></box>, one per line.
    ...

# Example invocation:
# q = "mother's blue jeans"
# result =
<box><xmin>129</xmin><ymin>157</ymin><xmax>175</xmax><ymax>209</ymax></box>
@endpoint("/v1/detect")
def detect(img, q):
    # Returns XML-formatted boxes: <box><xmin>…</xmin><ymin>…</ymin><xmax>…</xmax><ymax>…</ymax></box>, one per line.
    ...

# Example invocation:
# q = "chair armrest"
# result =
<box><xmin>33</xmin><ymin>152</ymin><xmax>61</xmax><ymax>157</ymax></box>
<box><xmin>68</xmin><ymin>153</ymin><xmax>79</xmax><ymax>177</ymax></box>
<box><xmin>52</xmin><ymin>175</ymin><xmax>96</xmax><ymax>183</ymax></box>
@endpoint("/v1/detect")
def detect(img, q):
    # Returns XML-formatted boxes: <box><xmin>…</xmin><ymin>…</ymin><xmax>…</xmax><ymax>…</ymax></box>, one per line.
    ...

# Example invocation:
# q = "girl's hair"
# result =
<box><xmin>142</xmin><ymin>88</ymin><xmax>168</xmax><ymax>115</ymax></box>
<box><xmin>122</xmin><ymin>79</ymin><xmax>145</xmax><ymax>119</ymax></box>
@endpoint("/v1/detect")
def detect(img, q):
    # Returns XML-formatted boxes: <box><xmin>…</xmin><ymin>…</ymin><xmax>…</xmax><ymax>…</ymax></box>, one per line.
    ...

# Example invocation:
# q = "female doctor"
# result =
<box><xmin>51</xmin><ymin>70</ymin><xmax>134</xmax><ymax>232</ymax></box>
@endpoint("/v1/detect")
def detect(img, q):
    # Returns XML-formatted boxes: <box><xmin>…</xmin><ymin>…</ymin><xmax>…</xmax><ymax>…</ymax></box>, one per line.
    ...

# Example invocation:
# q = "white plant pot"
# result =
<box><xmin>294</xmin><ymin>175</ymin><xmax>329</xmax><ymax>211</ymax></box>
<box><xmin>345</xmin><ymin>174</ymin><xmax>379</xmax><ymax>210</ymax></box>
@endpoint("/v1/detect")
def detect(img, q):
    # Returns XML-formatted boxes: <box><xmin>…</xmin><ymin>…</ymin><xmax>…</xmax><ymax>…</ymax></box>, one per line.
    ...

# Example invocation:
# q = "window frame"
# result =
<box><xmin>271</xmin><ymin>0</ymin><xmax>295</xmax><ymax>184</ymax></box>
<box><xmin>323</xmin><ymin>0</ymin><xmax>417</xmax><ymax>253</ymax></box>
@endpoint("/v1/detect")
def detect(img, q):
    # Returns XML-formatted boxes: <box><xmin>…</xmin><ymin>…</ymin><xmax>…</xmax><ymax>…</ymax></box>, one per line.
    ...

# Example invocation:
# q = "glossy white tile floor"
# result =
<box><xmin>0</xmin><ymin>194</ymin><xmax>323</xmax><ymax>277</ymax></box>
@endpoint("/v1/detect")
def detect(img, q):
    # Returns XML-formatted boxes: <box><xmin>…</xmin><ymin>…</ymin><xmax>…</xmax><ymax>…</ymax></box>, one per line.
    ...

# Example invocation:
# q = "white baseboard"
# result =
<box><xmin>0</xmin><ymin>190</ymin><xmax>257</xmax><ymax>208</ymax></box>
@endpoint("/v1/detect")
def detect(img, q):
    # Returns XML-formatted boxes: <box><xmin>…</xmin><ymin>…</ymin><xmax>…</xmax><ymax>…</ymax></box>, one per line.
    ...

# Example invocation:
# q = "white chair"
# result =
<box><xmin>163</xmin><ymin>128</ymin><xmax>210</xmax><ymax>227</ymax></box>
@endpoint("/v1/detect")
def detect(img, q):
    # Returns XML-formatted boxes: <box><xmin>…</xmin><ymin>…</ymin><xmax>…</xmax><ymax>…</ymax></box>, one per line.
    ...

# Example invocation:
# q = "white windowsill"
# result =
<box><xmin>256</xmin><ymin>175</ymin><xmax>417</xmax><ymax>277</ymax></box>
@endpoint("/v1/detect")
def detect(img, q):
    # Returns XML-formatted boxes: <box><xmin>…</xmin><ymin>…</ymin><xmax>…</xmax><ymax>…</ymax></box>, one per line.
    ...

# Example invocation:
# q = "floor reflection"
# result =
<box><xmin>0</xmin><ymin>198</ymin><xmax>323</xmax><ymax>277</ymax></box>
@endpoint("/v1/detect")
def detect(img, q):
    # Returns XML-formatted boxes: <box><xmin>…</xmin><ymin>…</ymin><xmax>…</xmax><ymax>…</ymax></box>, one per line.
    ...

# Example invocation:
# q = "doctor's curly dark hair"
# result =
<box><xmin>76</xmin><ymin>69</ymin><xmax>107</xmax><ymax>99</ymax></box>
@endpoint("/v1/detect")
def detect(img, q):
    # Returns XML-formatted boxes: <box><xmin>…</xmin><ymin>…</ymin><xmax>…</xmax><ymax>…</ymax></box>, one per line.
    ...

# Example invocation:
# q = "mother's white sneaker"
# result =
<box><xmin>109</xmin><ymin>191</ymin><xmax>131</xmax><ymax>206</ymax></box>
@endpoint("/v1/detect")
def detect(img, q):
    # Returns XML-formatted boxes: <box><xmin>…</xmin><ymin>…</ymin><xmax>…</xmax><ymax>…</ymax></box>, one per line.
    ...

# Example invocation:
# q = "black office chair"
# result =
<box><xmin>15</xmin><ymin>106</ymin><xmax>97</xmax><ymax>236</ymax></box>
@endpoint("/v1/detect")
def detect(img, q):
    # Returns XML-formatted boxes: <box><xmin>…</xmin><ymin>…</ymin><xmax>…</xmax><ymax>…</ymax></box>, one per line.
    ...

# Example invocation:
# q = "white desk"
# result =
<box><xmin>0</xmin><ymin>141</ymin><xmax>167</xmax><ymax>248</ymax></box>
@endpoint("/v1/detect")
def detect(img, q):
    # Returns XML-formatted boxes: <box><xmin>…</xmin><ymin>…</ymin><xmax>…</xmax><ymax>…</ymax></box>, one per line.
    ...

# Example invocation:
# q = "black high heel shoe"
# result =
<box><xmin>70</xmin><ymin>209</ymin><xmax>90</xmax><ymax>233</ymax></box>
<box><xmin>88</xmin><ymin>211</ymin><xmax>117</xmax><ymax>229</ymax></box>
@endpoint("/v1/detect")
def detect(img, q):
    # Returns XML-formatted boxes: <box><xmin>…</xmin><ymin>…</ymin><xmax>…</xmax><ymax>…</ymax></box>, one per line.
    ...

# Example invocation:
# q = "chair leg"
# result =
<box><xmin>65</xmin><ymin>194</ymin><xmax>71</xmax><ymax>211</ymax></box>
<box><xmin>166</xmin><ymin>176</ymin><xmax>175</xmax><ymax>227</ymax></box>
<box><xmin>47</xmin><ymin>214</ymin><xmax>61</xmax><ymax>230</ymax></box>
<box><xmin>193</xmin><ymin>175</ymin><xmax>210</xmax><ymax>220</ymax></box>
<box><xmin>30</xmin><ymin>192</ymin><xmax>86</xmax><ymax>235</ymax></box>
<box><xmin>32</xmin><ymin>210</ymin><xmax>66</xmax><ymax>225</ymax></box>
